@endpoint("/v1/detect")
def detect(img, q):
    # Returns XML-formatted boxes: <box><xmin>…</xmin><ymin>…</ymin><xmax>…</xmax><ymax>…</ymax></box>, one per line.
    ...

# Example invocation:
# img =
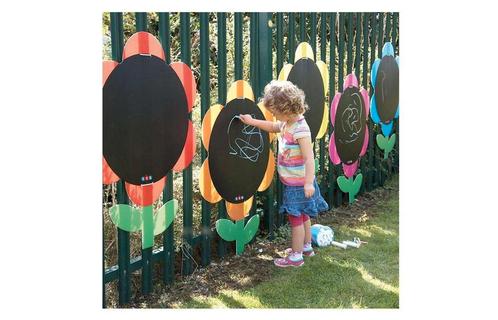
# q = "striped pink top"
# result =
<box><xmin>277</xmin><ymin>116</ymin><xmax>311</xmax><ymax>186</ymax></box>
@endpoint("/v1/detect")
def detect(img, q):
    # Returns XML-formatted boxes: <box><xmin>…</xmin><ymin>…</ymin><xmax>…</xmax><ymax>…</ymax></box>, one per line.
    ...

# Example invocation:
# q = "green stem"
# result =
<box><xmin>142</xmin><ymin>205</ymin><xmax>154</xmax><ymax>249</ymax></box>
<box><xmin>235</xmin><ymin>219</ymin><xmax>245</xmax><ymax>255</ymax></box>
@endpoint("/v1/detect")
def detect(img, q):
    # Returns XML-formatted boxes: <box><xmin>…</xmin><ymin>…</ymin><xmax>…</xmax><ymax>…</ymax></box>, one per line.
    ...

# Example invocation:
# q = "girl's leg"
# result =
<box><xmin>303</xmin><ymin>214</ymin><xmax>312</xmax><ymax>244</ymax></box>
<box><xmin>291</xmin><ymin>224</ymin><xmax>305</xmax><ymax>253</ymax></box>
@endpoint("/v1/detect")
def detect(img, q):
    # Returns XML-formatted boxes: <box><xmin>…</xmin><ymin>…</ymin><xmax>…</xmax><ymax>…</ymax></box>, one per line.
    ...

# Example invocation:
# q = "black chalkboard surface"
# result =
<box><xmin>209</xmin><ymin>98</ymin><xmax>269</xmax><ymax>203</ymax></box>
<box><xmin>334</xmin><ymin>86</ymin><xmax>367</xmax><ymax>165</ymax></box>
<box><xmin>375</xmin><ymin>55</ymin><xmax>399</xmax><ymax>124</ymax></box>
<box><xmin>103</xmin><ymin>54</ymin><xmax>189</xmax><ymax>185</ymax></box>
<box><xmin>287</xmin><ymin>58</ymin><xmax>325</xmax><ymax>141</ymax></box>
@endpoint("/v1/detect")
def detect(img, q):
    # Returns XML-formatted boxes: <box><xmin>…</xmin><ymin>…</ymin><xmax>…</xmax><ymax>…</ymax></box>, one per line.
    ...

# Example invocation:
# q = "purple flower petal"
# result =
<box><xmin>342</xmin><ymin>161</ymin><xmax>358</xmax><ymax>178</ymax></box>
<box><xmin>360</xmin><ymin>125</ymin><xmax>369</xmax><ymax>157</ymax></box>
<box><xmin>343</xmin><ymin>73</ymin><xmax>358</xmax><ymax>89</ymax></box>
<box><xmin>328</xmin><ymin>133</ymin><xmax>342</xmax><ymax>165</ymax></box>
<box><xmin>330</xmin><ymin>92</ymin><xmax>342</xmax><ymax>125</ymax></box>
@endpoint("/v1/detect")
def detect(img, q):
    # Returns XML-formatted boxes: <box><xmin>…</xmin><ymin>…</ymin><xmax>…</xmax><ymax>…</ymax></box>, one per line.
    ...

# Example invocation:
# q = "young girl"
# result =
<box><xmin>239</xmin><ymin>80</ymin><xmax>329</xmax><ymax>267</ymax></box>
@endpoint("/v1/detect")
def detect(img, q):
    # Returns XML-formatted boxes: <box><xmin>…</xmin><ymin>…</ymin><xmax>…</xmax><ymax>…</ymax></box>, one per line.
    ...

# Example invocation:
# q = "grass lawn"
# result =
<box><xmin>175</xmin><ymin>178</ymin><xmax>399</xmax><ymax>308</ymax></box>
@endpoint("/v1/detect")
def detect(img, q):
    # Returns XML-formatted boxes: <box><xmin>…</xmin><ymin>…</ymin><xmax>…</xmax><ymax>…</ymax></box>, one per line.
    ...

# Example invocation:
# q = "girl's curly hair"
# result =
<box><xmin>261</xmin><ymin>80</ymin><xmax>308</xmax><ymax>116</ymax></box>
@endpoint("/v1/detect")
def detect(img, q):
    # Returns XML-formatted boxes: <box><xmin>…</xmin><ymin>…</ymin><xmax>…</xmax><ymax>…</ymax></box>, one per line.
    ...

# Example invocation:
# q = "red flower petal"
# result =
<box><xmin>170</xmin><ymin>62</ymin><xmax>197</xmax><ymax>113</ymax></box>
<box><xmin>125</xmin><ymin>177</ymin><xmax>166</xmax><ymax>206</ymax></box>
<box><xmin>173</xmin><ymin>120</ymin><xmax>195</xmax><ymax>172</ymax></box>
<box><xmin>103</xmin><ymin>157</ymin><xmax>120</xmax><ymax>184</ymax></box>
<box><xmin>122</xmin><ymin>31</ymin><xmax>166</xmax><ymax>61</ymax></box>
<box><xmin>102</xmin><ymin>60</ymin><xmax>118</xmax><ymax>86</ymax></box>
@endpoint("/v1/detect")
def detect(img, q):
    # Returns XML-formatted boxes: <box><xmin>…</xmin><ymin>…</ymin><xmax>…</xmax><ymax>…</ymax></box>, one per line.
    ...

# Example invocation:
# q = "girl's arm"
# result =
<box><xmin>297</xmin><ymin>136</ymin><xmax>315</xmax><ymax>198</ymax></box>
<box><xmin>238</xmin><ymin>114</ymin><xmax>281</xmax><ymax>133</ymax></box>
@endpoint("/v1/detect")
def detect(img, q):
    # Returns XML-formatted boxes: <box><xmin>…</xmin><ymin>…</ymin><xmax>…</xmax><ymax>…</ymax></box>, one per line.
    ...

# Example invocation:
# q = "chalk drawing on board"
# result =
<box><xmin>338</xmin><ymin>92</ymin><xmax>363</xmax><ymax>144</ymax></box>
<box><xmin>227</xmin><ymin>115</ymin><xmax>264</xmax><ymax>163</ymax></box>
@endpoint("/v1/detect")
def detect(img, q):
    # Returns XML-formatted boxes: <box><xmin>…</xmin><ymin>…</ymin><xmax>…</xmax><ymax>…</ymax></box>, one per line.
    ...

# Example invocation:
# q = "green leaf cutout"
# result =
<box><xmin>153</xmin><ymin>199</ymin><xmax>177</xmax><ymax>236</ymax></box>
<box><xmin>109</xmin><ymin>204</ymin><xmax>143</xmax><ymax>232</ymax></box>
<box><xmin>215</xmin><ymin>215</ymin><xmax>261</xmax><ymax>255</ymax></box>
<box><xmin>337</xmin><ymin>175</ymin><xmax>352</xmax><ymax>193</ymax></box>
<box><xmin>109</xmin><ymin>200</ymin><xmax>178</xmax><ymax>250</ymax></box>
<box><xmin>243</xmin><ymin>215</ymin><xmax>260</xmax><ymax>244</ymax></box>
<box><xmin>376</xmin><ymin>133</ymin><xmax>397</xmax><ymax>160</ymax></box>
<box><xmin>216</xmin><ymin>219</ymin><xmax>236</xmax><ymax>242</ymax></box>
<box><xmin>337</xmin><ymin>174</ymin><xmax>363</xmax><ymax>204</ymax></box>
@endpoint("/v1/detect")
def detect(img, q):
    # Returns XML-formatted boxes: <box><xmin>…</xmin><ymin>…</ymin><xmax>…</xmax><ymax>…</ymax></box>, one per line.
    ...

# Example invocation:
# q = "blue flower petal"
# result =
<box><xmin>381</xmin><ymin>122</ymin><xmax>394</xmax><ymax>136</ymax></box>
<box><xmin>394</xmin><ymin>105</ymin><xmax>399</xmax><ymax>119</ymax></box>
<box><xmin>382</xmin><ymin>42</ymin><xmax>394</xmax><ymax>57</ymax></box>
<box><xmin>396</xmin><ymin>56</ymin><xmax>400</xmax><ymax>67</ymax></box>
<box><xmin>371</xmin><ymin>59</ymin><xmax>380</xmax><ymax>88</ymax></box>
<box><xmin>370</xmin><ymin>94</ymin><xmax>380</xmax><ymax>124</ymax></box>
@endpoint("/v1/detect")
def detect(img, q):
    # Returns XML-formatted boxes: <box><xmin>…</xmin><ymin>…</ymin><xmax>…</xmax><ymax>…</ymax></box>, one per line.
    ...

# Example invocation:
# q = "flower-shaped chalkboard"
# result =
<box><xmin>278</xmin><ymin>42</ymin><xmax>329</xmax><ymax>142</ymax></box>
<box><xmin>200</xmin><ymin>80</ymin><xmax>276</xmax><ymax>254</ymax></box>
<box><xmin>103</xmin><ymin>32</ymin><xmax>196</xmax><ymax>249</ymax></box>
<box><xmin>329</xmin><ymin>73</ymin><xmax>370</xmax><ymax>203</ymax></box>
<box><xmin>370</xmin><ymin>42</ymin><xmax>399</xmax><ymax>159</ymax></box>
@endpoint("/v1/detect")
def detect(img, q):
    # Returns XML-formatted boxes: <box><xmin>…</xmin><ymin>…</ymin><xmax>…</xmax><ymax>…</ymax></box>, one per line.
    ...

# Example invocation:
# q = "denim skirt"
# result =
<box><xmin>279</xmin><ymin>179</ymin><xmax>329</xmax><ymax>218</ymax></box>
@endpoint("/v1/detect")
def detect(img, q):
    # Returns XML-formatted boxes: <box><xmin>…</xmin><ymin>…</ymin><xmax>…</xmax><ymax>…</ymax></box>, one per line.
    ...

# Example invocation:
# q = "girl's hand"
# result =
<box><xmin>304</xmin><ymin>183</ymin><xmax>315</xmax><ymax>198</ymax></box>
<box><xmin>238</xmin><ymin>114</ymin><xmax>254</xmax><ymax>125</ymax></box>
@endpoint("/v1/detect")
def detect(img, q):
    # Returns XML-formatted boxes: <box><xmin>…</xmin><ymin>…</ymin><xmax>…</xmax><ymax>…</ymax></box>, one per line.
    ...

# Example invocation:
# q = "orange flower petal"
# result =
<box><xmin>103</xmin><ymin>157</ymin><xmax>120</xmax><ymax>184</ymax></box>
<box><xmin>225</xmin><ymin>197</ymin><xmax>253</xmax><ymax>221</ymax></box>
<box><xmin>122</xmin><ymin>31</ymin><xmax>165</xmax><ymax>61</ymax></box>
<box><xmin>258</xmin><ymin>150</ymin><xmax>275</xmax><ymax>192</ymax></box>
<box><xmin>199</xmin><ymin>158</ymin><xmax>221</xmax><ymax>203</ymax></box>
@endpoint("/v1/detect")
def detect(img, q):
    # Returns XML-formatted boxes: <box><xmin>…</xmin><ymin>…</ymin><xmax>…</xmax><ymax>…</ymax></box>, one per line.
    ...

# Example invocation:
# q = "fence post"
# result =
<box><xmin>109</xmin><ymin>12</ymin><xmax>131</xmax><ymax>307</ymax></box>
<box><xmin>216</xmin><ymin>12</ymin><xmax>228</xmax><ymax>258</ymax></box>
<box><xmin>327</xmin><ymin>12</ymin><xmax>336</xmax><ymax>208</ymax></box>
<box><xmin>368</xmin><ymin>13</ymin><xmax>377</xmax><ymax>190</ymax></box>
<box><xmin>158</xmin><ymin>12</ymin><xmax>175</xmax><ymax>285</ymax></box>
<box><xmin>288</xmin><ymin>13</ymin><xmax>295</xmax><ymax>62</ymax></box>
<box><xmin>361</xmin><ymin>13</ymin><xmax>369</xmax><ymax>194</ymax></box>
<box><xmin>200</xmin><ymin>12</ymin><xmax>212</xmax><ymax>267</ymax></box>
<box><xmin>256</xmin><ymin>12</ymin><xmax>274</xmax><ymax>239</ymax></box>
<box><xmin>180</xmin><ymin>12</ymin><xmax>194</xmax><ymax>277</ymax></box>
<box><xmin>336</xmin><ymin>12</ymin><xmax>345</xmax><ymax>207</ymax></box>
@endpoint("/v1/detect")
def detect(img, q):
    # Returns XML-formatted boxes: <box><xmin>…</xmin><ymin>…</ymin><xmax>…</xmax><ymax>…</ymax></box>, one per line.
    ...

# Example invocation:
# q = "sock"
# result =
<box><xmin>303</xmin><ymin>242</ymin><xmax>312</xmax><ymax>252</ymax></box>
<box><xmin>288</xmin><ymin>251</ymin><xmax>303</xmax><ymax>261</ymax></box>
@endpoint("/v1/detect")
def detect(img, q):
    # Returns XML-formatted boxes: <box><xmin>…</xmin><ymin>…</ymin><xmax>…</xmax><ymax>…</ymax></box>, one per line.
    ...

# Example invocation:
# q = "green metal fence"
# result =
<box><xmin>103</xmin><ymin>12</ymin><xmax>399</xmax><ymax>307</ymax></box>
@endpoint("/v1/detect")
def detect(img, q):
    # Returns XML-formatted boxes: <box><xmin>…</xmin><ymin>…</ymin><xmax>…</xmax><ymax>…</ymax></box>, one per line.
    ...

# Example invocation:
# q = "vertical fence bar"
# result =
<box><xmin>217</xmin><ymin>12</ymin><xmax>228</xmax><ymax>258</ymax></box>
<box><xmin>288</xmin><ymin>13</ymin><xmax>295</xmax><ymax>62</ymax></box>
<box><xmin>354</xmin><ymin>13</ymin><xmax>361</xmax><ymax>79</ymax></box>
<box><xmin>180</xmin><ymin>12</ymin><xmax>194</xmax><ymax>276</ymax></box>
<box><xmin>257</xmin><ymin>12</ymin><xmax>274</xmax><ymax>238</ymax></box>
<box><xmin>318</xmin><ymin>13</ymin><xmax>327</xmax><ymax>195</ymax></box>
<box><xmin>369</xmin><ymin>13</ymin><xmax>377</xmax><ymax>189</ymax></box>
<box><xmin>336</xmin><ymin>12</ymin><xmax>345</xmax><ymax>206</ymax></box>
<box><xmin>392</xmin><ymin>12</ymin><xmax>399</xmax><ymax>172</ymax></box>
<box><xmin>200</xmin><ymin>12</ymin><xmax>211</xmax><ymax>267</ymax></box>
<box><xmin>158</xmin><ymin>12</ymin><xmax>175</xmax><ymax>285</ymax></box>
<box><xmin>354</xmin><ymin>13</ymin><xmax>364</xmax><ymax>196</ymax></box>
<box><xmin>134</xmin><ymin>12</ymin><xmax>153</xmax><ymax>296</ymax></box>
<box><xmin>327</xmin><ymin>12</ymin><xmax>336</xmax><ymax>208</ymax></box>
<box><xmin>234</xmin><ymin>12</ymin><xmax>243</xmax><ymax>81</ymax></box>
<box><xmin>311</xmin><ymin>13</ymin><xmax>317</xmax><ymax>60</ymax></box>
<box><xmin>392</xmin><ymin>12</ymin><xmax>398</xmax><ymax>55</ymax></box>
<box><xmin>346</xmin><ymin>13</ymin><xmax>353</xmax><ymax>74</ymax></box>
<box><xmin>376</xmin><ymin>12</ymin><xmax>384</xmax><ymax>186</ymax></box>
<box><xmin>109</xmin><ymin>12</ymin><xmax>131</xmax><ymax>307</ymax></box>
<box><xmin>361</xmin><ymin>13</ymin><xmax>369</xmax><ymax>194</ymax></box>
<box><xmin>299</xmin><ymin>12</ymin><xmax>306</xmax><ymax>43</ymax></box>
<box><xmin>385</xmin><ymin>13</ymin><xmax>392</xmax><ymax>43</ymax></box>
<box><xmin>135</xmin><ymin>12</ymin><xmax>147</xmax><ymax>32</ymax></box>
<box><xmin>275</xmin><ymin>12</ymin><xmax>284</xmax><ymax>227</ymax></box>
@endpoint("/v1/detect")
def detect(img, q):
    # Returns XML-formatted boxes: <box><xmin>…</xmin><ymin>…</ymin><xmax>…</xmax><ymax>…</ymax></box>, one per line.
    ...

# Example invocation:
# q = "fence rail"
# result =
<box><xmin>103</xmin><ymin>12</ymin><xmax>399</xmax><ymax>307</ymax></box>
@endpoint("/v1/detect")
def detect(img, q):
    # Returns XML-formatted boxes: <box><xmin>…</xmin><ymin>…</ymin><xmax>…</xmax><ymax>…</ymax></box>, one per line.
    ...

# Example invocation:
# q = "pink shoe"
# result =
<box><xmin>284</xmin><ymin>247</ymin><xmax>315</xmax><ymax>257</ymax></box>
<box><xmin>274</xmin><ymin>255</ymin><xmax>304</xmax><ymax>268</ymax></box>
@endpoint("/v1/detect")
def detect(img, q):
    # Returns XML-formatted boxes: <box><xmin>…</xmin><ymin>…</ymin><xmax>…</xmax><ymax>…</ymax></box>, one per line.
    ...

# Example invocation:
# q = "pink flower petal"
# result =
<box><xmin>328</xmin><ymin>133</ymin><xmax>341</xmax><ymax>165</ymax></box>
<box><xmin>343</xmin><ymin>73</ymin><xmax>358</xmax><ymax>89</ymax></box>
<box><xmin>342</xmin><ymin>161</ymin><xmax>358</xmax><ymax>178</ymax></box>
<box><xmin>360</xmin><ymin>87</ymin><xmax>370</xmax><ymax>118</ymax></box>
<box><xmin>360</xmin><ymin>125</ymin><xmax>369</xmax><ymax>157</ymax></box>
<box><xmin>330</xmin><ymin>92</ymin><xmax>342</xmax><ymax>124</ymax></box>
